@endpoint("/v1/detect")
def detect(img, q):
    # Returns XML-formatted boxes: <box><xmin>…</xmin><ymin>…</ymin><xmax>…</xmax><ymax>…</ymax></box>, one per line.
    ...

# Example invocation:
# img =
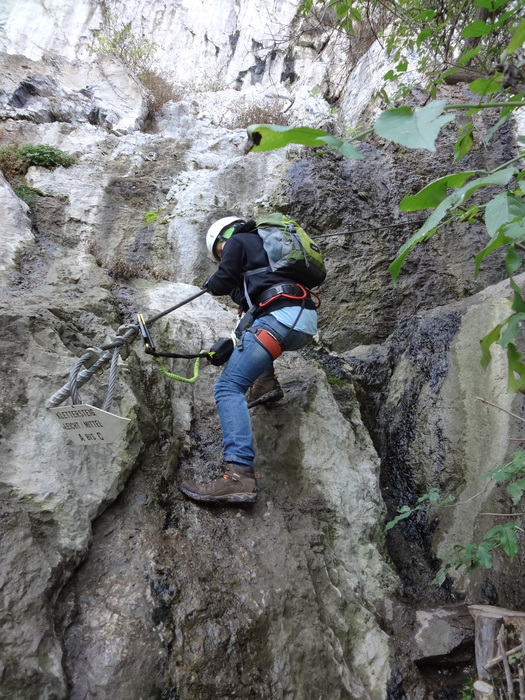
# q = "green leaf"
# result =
<box><xmin>393</xmin><ymin>169</ymin><xmax>516</xmax><ymax>281</ymax></box>
<box><xmin>498</xmin><ymin>313</ymin><xmax>525</xmax><ymax>348</ymax></box>
<box><xmin>396</xmin><ymin>60</ymin><xmax>408</xmax><ymax>72</ymax></box>
<box><xmin>399</xmin><ymin>171</ymin><xmax>482</xmax><ymax>210</ymax></box>
<box><xmin>144</xmin><ymin>210</ymin><xmax>159</xmax><ymax>223</ymax></box>
<box><xmin>389</xmin><ymin>205</ymin><xmax>451</xmax><ymax>281</ymax></box>
<box><xmin>462</xmin><ymin>20</ymin><xmax>493</xmax><ymax>38</ymax></box>
<box><xmin>433</xmin><ymin>567</ymin><xmax>448</xmax><ymax>585</ymax></box>
<box><xmin>385</xmin><ymin>505</ymin><xmax>413</xmax><ymax>530</ymax></box>
<box><xmin>439</xmin><ymin>66</ymin><xmax>462</xmax><ymax>82</ymax></box>
<box><xmin>458</xmin><ymin>46</ymin><xmax>482</xmax><ymax>65</ymax></box>
<box><xmin>504</xmin><ymin>218</ymin><xmax>525</xmax><ymax>242</ymax></box>
<box><xmin>485</xmin><ymin>192</ymin><xmax>525</xmax><ymax>238</ymax></box>
<box><xmin>350</xmin><ymin>6</ymin><xmax>362</xmax><ymax>22</ymax></box>
<box><xmin>417</xmin><ymin>28</ymin><xmax>433</xmax><ymax>48</ymax></box>
<box><xmin>245</xmin><ymin>124</ymin><xmax>363</xmax><ymax>158</ymax></box>
<box><xmin>486</xmin><ymin>452</ymin><xmax>525</xmax><ymax>482</ymax></box>
<box><xmin>437</xmin><ymin>494</ymin><xmax>456</xmax><ymax>507</ymax></box>
<box><xmin>317</xmin><ymin>135</ymin><xmax>365</xmax><ymax>159</ymax></box>
<box><xmin>246</xmin><ymin>124</ymin><xmax>329</xmax><ymax>151</ymax></box>
<box><xmin>469</xmin><ymin>74</ymin><xmax>503</xmax><ymax>94</ymax></box>
<box><xmin>510</xmin><ymin>277</ymin><xmax>525</xmax><ymax>312</ymax></box>
<box><xmin>374</xmin><ymin>100</ymin><xmax>455</xmax><ymax>152</ymax></box>
<box><xmin>383</xmin><ymin>69</ymin><xmax>397</xmax><ymax>81</ymax></box>
<box><xmin>474</xmin><ymin>231</ymin><xmax>511</xmax><ymax>277</ymax></box>
<box><xmin>506</xmin><ymin>343</ymin><xmax>525</xmax><ymax>393</ymax></box>
<box><xmin>474</xmin><ymin>0</ymin><xmax>493</xmax><ymax>8</ymax></box>
<box><xmin>505</xmin><ymin>246</ymin><xmax>522</xmax><ymax>276</ymax></box>
<box><xmin>414</xmin><ymin>10</ymin><xmax>436</xmax><ymax>20</ymax></box>
<box><xmin>476</xmin><ymin>543</ymin><xmax>493</xmax><ymax>569</ymax></box>
<box><xmin>508</xmin><ymin>478</ymin><xmax>525</xmax><ymax>505</ymax></box>
<box><xmin>454</xmin><ymin>123</ymin><xmax>474</xmax><ymax>161</ymax></box>
<box><xmin>487</xmin><ymin>524</ymin><xmax>520</xmax><ymax>559</ymax></box>
<box><xmin>480</xmin><ymin>320</ymin><xmax>509</xmax><ymax>368</ymax></box>
<box><xmin>506</xmin><ymin>18</ymin><xmax>525</xmax><ymax>54</ymax></box>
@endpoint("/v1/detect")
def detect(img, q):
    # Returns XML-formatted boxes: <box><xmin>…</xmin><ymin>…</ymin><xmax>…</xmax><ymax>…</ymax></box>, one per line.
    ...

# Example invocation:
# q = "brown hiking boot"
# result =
<box><xmin>180</xmin><ymin>463</ymin><xmax>258</xmax><ymax>504</ymax></box>
<box><xmin>246</xmin><ymin>374</ymin><xmax>284</xmax><ymax>408</ymax></box>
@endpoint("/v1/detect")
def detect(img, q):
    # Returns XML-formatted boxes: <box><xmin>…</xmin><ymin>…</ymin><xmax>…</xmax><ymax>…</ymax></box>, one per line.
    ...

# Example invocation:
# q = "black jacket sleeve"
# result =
<box><xmin>205</xmin><ymin>237</ymin><xmax>245</xmax><ymax>299</ymax></box>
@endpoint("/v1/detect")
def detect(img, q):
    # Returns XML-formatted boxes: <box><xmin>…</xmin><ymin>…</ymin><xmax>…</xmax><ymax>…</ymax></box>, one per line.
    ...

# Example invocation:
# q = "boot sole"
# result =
<box><xmin>247</xmin><ymin>388</ymin><xmax>284</xmax><ymax>409</ymax></box>
<box><xmin>180</xmin><ymin>485</ymin><xmax>258</xmax><ymax>504</ymax></box>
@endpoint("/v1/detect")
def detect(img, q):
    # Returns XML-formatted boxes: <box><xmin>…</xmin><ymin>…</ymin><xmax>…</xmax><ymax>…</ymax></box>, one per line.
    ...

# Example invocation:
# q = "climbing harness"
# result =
<box><xmin>235</xmin><ymin>281</ymin><xmax>321</xmax><ymax>353</ymax></box>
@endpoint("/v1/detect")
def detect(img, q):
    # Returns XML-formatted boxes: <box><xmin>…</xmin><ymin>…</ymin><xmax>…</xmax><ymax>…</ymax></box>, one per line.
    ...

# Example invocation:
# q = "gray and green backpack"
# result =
<box><xmin>254</xmin><ymin>212</ymin><xmax>326</xmax><ymax>288</ymax></box>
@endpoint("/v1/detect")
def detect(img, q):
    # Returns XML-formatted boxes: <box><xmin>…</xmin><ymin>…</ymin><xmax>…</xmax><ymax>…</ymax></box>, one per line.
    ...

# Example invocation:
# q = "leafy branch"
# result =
<box><xmin>385</xmin><ymin>487</ymin><xmax>455</xmax><ymax>530</ymax></box>
<box><xmin>88</xmin><ymin>12</ymin><xmax>158</xmax><ymax>75</ymax></box>
<box><xmin>434</xmin><ymin>522</ymin><xmax>523</xmax><ymax>585</ymax></box>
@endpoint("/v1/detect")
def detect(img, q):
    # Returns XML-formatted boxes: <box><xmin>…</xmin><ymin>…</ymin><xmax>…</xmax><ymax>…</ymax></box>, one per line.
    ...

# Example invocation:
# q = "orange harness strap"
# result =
<box><xmin>253</xmin><ymin>329</ymin><xmax>282</xmax><ymax>360</ymax></box>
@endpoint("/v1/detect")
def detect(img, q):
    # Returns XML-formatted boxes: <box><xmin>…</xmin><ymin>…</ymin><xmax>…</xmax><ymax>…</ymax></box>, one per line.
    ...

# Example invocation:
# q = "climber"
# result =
<box><xmin>179</xmin><ymin>215</ymin><xmax>319</xmax><ymax>504</ymax></box>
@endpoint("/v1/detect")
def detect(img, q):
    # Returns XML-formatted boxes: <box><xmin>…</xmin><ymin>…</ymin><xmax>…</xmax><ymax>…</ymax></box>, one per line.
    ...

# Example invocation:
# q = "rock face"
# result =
<box><xmin>1</xmin><ymin>1</ymin><xmax>524</xmax><ymax>699</ymax></box>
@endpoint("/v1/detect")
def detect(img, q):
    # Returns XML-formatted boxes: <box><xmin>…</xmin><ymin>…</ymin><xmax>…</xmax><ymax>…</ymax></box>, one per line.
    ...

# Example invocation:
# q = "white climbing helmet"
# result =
<box><xmin>206</xmin><ymin>216</ymin><xmax>245</xmax><ymax>262</ymax></box>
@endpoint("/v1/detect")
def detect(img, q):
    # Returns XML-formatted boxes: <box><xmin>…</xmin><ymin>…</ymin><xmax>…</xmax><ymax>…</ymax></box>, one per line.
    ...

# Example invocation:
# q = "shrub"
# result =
<box><xmin>221</xmin><ymin>101</ymin><xmax>290</xmax><ymax>130</ymax></box>
<box><xmin>140</xmin><ymin>69</ymin><xmax>180</xmax><ymax>121</ymax></box>
<box><xmin>18</xmin><ymin>144</ymin><xmax>76</xmax><ymax>169</ymax></box>
<box><xmin>88</xmin><ymin>12</ymin><xmax>157</xmax><ymax>74</ymax></box>
<box><xmin>0</xmin><ymin>143</ymin><xmax>76</xmax><ymax>183</ymax></box>
<box><xmin>0</xmin><ymin>144</ymin><xmax>28</xmax><ymax>180</ymax></box>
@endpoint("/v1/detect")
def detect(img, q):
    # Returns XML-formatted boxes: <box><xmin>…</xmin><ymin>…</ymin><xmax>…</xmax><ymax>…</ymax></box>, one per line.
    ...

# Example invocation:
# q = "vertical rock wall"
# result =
<box><xmin>1</xmin><ymin>0</ymin><xmax>524</xmax><ymax>698</ymax></box>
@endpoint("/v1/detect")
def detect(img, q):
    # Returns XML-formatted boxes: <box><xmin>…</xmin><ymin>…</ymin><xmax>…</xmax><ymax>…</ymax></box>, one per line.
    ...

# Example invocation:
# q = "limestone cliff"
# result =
<box><xmin>1</xmin><ymin>1</ymin><xmax>524</xmax><ymax>699</ymax></box>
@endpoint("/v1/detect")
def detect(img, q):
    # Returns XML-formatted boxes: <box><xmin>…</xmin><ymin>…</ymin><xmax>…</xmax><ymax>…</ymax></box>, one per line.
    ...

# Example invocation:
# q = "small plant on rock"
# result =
<box><xmin>17</xmin><ymin>144</ymin><xmax>76</xmax><ymax>169</ymax></box>
<box><xmin>89</xmin><ymin>12</ymin><xmax>158</xmax><ymax>74</ymax></box>
<box><xmin>0</xmin><ymin>143</ymin><xmax>76</xmax><ymax>182</ymax></box>
<box><xmin>222</xmin><ymin>101</ymin><xmax>290</xmax><ymax>130</ymax></box>
<box><xmin>0</xmin><ymin>144</ymin><xmax>28</xmax><ymax>180</ymax></box>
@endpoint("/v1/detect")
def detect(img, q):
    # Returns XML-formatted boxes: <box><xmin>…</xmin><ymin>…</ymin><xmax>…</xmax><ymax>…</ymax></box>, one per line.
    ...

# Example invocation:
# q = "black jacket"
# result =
<box><xmin>205</xmin><ymin>230</ymin><xmax>316</xmax><ymax>314</ymax></box>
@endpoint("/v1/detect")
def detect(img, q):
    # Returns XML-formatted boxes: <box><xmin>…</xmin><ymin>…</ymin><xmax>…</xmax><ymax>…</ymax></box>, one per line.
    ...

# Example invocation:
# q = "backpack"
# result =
<box><xmin>254</xmin><ymin>213</ymin><xmax>326</xmax><ymax>289</ymax></box>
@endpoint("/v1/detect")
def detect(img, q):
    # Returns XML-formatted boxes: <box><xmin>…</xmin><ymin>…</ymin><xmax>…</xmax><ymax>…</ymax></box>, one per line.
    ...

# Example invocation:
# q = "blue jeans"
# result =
<box><xmin>214</xmin><ymin>314</ymin><xmax>313</xmax><ymax>467</ymax></box>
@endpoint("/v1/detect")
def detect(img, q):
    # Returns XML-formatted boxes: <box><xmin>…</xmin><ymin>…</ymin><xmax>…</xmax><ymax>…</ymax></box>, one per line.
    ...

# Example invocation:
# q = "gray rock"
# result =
<box><xmin>0</xmin><ymin>2</ymin><xmax>523</xmax><ymax>699</ymax></box>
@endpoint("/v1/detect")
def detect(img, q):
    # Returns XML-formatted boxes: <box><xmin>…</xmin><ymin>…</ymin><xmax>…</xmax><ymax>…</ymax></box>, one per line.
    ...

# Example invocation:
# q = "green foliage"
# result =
<box><xmin>0</xmin><ymin>144</ymin><xmax>29</xmax><ymax>180</ymax></box>
<box><xmin>17</xmin><ymin>144</ymin><xmax>76</xmax><ymax>169</ymax></box>
<box><xmin>386</xmin><ymin>451</ymin><xmax>525</xmax><ymax>584</ymax></box>
<box><xmin>459</xmin><ymin>678</ymin><xmax>475</xmax><ymax>700</ymax></box>
<box><xmin>0</xmin><ymin>144</ymin><xmax>76</xmax><ymax>179</ymax></box>
<box><xmin>89</xmin><ymin>12</ymin><xmax>158</xmax><ymax>74</ymax></box>
<box><xmin>299</xmin><ymin>0</ymin><xmax>523</xmax><ymax>97</ymax></box>
<box><xmin>246</xmin><ymin>124</ymin><xmax>365</xmax><ymax>158</ymax></box>
<box><xmin>434</xmin><ymin>523</ymin><xmax>522</xmax><ymax>585</ymax></box>
<box><xmin>374</xmin><ymin>100</ymin><xmax>455</xmax><ymax>151</ymax></box>
<box><xmin>0</xmin><ymin>144</ymin><xmax>75</xmax><ymax>204</ymax></box>
<box><xmin>389</xmin><ymin>165</ymin><xmax>519</xmax><ymax>282</ymax></box>
<box><xmin>144</xmin><ymin>210</ymin><xmax>160</xmax><ymax>223</ymax></box>
<box><xmin>281</xmin><ymin>0</ymin><xmax>525</xmax><ymax>583</ymax></box>
<box><xmin>385</xmin><ymin>488</ymin><xmax>455</xmax><ymax>530</ymax></box>
<box><xmin>481</xmin><ymin>451</ymin><xmax>525</xmax><ymax>504</ymax></box>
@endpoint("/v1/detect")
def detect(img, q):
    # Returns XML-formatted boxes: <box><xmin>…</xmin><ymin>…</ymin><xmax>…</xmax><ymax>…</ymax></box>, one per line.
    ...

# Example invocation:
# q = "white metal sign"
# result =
<box><xmin>49</xmin><ymin>404</ymin><xmax>131</xmax><ymax>445</ymax></box>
